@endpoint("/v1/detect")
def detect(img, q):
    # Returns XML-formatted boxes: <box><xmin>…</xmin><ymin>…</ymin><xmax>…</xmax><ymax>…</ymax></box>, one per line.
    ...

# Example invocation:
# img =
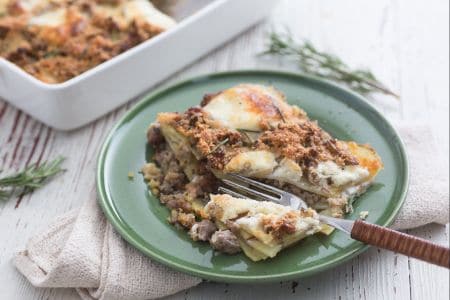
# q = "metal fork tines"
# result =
<box><xmin>219</xmin><ymin>174</ymin><xmax>306</xmax><ymax>210</ymax></box>
<box><xmin>218</xmin><ymin>174</ymin><xmax>354</xmax><ymax>234</ymax></box>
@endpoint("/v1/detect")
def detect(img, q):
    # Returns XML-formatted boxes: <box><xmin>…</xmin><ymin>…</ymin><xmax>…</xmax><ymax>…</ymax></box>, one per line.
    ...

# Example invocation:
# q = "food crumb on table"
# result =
<box><xmin>359</xmin><ymin>211</ymin><xmax>369</xmax><ymax>220</ymax></box>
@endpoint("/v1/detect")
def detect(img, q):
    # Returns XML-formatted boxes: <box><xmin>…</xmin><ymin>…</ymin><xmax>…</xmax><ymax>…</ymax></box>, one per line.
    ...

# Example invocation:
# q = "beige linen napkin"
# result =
<box><xmin>14</xmin><ymin>124</ymin><xmax>449</xmax><ymax>300</ymax></box>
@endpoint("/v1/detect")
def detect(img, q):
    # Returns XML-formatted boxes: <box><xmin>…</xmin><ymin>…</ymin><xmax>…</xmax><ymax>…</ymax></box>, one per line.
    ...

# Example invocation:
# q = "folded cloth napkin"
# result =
<box><xmin>14</xmin><ymin>123</ymin><xmax>449</xmax><ymax>300</ymax></box>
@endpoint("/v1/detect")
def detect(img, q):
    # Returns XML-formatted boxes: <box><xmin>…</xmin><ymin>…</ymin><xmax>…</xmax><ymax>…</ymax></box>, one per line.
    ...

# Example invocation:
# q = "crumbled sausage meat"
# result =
<box><xmin>209</xmin><ymin>230</ymin><xmax>241</xmax><ymax>254</ymax></box>
<box><xmin>169</xmin><ymin>210</ymin><xmax>196</xmax><ymax>229</ymax></box>
<box><xmin>189</xmin><ymin>220</ymin><xmax>217</xmax><ymax>241</ymax></box>
<box><xmin>159</xmin><ymin>169</ymin><xmax>186</xmax><ymax>194</ymax></box>
<box><xmin>160</xmin><ymin>193</ymin><xmax>192</xmax><ymax>212</ymax></box>
<box><xmin>147</xmin><ymin>123</ymin><xmax>165</xmax><ymax>147</ymax></box>
<box><xmin>185</xmin><ymin>174</ymin><xmax>219</xmax><ymax>201</ymax></box>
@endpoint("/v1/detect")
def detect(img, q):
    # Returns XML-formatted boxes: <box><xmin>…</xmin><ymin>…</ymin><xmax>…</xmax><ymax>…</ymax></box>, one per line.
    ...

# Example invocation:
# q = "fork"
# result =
<box><xmin>219</xmin><ymin>174</ymin><xmax>450</xmax><ymax>268</ymax></box>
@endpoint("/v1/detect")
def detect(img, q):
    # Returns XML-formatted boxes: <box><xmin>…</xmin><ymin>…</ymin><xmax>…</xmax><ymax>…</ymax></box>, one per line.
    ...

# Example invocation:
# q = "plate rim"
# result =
<box><xmin>96</xmin><ymin>69</ymin><xmax>409</xmax><ymax>283</ymax></box>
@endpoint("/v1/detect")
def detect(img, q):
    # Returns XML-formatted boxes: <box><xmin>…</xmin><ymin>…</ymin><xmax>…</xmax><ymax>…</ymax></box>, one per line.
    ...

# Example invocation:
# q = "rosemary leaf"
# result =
<box><xmin>236</xmin><ymin>129</ymin><xmax>260</xmax><ymax>133</ymax></box>
<box><xmin>261</xmin><ymin>30</ymin><xmax>399</xmax><ymax>99</ymax></box>
<box><xmin>207</xmin><ymin>138</ymin><xmax>229</xmax><ymax>155</ymax></box>
<box><xmin>0</xmin><ymin>156</ymin><xmax>66</xmax><ymax>201</ymax></box>
<box><xmin>237</xmin><ymin>130</ymin><xmax>253</xmax><ymax>144</ymax></box>
<box><xmin>236</xmin><ymin>129</ymin><xmax>260</xmax><ymax>144</ymax></box>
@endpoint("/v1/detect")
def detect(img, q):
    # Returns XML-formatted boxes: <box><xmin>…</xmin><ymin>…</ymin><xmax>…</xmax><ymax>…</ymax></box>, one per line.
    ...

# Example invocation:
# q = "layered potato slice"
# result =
<box><xmin>205</xmin><ymin>194</ymin><xmax>321</xmax><ymax>261</ymax></box>
<box><xmin>156</xmin><ymin>84</ymin><xmax>383</xmax><ymax>217</ymax></box>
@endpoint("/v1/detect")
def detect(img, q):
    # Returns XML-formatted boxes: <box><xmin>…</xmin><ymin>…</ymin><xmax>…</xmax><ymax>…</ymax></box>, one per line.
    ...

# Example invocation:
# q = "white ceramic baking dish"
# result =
<box><xmin>0</xmin><ymin>0</ymin><xmax>279</xmax><ymax>130</ymax></box>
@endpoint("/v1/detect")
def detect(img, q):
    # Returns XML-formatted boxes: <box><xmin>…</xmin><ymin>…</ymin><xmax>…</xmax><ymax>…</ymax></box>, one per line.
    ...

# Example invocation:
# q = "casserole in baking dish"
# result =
<box><xmin>0</xmin><ymin>0</ymin><xmax>176</xmax><ymax>83</ymax></box>
<box><xmin>0</xmin><ymin>0</ymin><xmax>279</xmax><ymax>130</ymax></box>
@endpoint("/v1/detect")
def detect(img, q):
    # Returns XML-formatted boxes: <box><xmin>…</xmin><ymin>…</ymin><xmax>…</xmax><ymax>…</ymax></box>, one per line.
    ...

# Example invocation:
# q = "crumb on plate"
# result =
<box><xmin>359</xmin><ymin>210</ymin><xmax>369</xmax><ymax>220</ymax></box>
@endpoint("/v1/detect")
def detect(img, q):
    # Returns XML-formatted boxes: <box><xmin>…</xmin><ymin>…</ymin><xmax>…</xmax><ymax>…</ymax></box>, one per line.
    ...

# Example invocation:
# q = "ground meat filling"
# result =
<box><xmin>185</xmin><ymin>173</ymin><xmax>219</xmax><ymax>201</ymax></box>
<box><xmin>189</xmin><ymin>220</ymin><xmax>217</xmax><ymax>242</ymax></box>
<box><xmin>210</xmin><ymin>230</ymin><xmax>241</xmax><ymax>254</ymax></box>
<box><xmin>142</xmin><ymin>124</ymin><xmax>241</xmax><ymax>254</ymax></box>
<box><xmin>147</xmin><ymin>123</ymin><xmax>165</xmax><ymax>147</ymax></box>
<box><xmin>143</xmin><ymin>125</ymin><xmax>196</xmax><ymax>227</ymax></box>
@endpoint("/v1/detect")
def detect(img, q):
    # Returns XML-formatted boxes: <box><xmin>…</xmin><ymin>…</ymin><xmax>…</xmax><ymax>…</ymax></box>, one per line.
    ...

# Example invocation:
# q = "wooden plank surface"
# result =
<box><xmin>0</xmin><ymin>0</ymin><xmax>448</xmax><ymax>299</ymax></box>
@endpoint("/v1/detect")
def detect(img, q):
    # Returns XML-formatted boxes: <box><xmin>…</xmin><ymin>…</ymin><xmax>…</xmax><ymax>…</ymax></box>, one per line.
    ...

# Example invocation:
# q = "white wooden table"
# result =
<box><xmin>1</xmin><ymin>0</ymin><xmax>448</xmax><ymax>299</ymax></box>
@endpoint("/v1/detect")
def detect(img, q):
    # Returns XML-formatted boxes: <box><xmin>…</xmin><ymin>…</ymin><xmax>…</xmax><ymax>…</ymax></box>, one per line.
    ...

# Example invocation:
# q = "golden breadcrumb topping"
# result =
<box><xmin>168</xmin><ymin>107</ymin><xmax>246</xmax><ymax>170</ymax></box>
<box><xmin>164</xmin><ymin>106</ymin><xmax>359</xmax><ymax>171</ymax></box>
<box><xmin>261</xmin><ymin>210</ymin><xmax>316</xmax><ymax>239</ymax></box>
<box><xmin>256</xmin><ymin>122</ymin><xmax>359</xmax><ymax>168</ymax></box>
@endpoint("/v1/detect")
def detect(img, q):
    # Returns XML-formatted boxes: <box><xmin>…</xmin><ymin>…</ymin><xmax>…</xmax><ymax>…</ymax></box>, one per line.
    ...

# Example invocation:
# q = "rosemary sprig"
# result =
<box><xmin>207</xmin><ymin>138</ymin><xmax>229</xmax><ymax>155</ymax></box>
<box><xmin>261</xmin><ymin>31</ymin><xmax>399</xmax><ymax>98</ymax></box>
<box><xmin>0</xmin><ymin>156</ymin><xmax>66</xmax><ymax>201</ymax></box>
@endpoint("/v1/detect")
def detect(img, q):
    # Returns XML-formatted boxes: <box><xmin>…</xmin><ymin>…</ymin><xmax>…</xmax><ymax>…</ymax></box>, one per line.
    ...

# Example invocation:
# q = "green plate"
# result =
<box><xmin>97</xmin><ymin>70</ymin><xmax>408</xmax><ymax>283</ymax></box>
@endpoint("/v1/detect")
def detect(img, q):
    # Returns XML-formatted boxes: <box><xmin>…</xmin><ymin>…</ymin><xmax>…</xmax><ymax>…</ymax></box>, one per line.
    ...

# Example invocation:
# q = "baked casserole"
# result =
<box><xmin>142</xmin><ymin>84</ymin><xmax>383</xmax><ymax>261</ymax></box>
<box><xmin>0</xmin><ymin>0</ymin><xmax>175</xmax><ymax>83</ymax></box>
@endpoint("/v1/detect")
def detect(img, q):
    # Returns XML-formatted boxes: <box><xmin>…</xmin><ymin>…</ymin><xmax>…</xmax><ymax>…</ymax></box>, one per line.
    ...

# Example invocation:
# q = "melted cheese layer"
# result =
<box><xmin>25</xmin><ymin>0</ymin><xmax>176</xmax><ymax>29</ymax></box>
<box><xmin>29</xmin><ymin>8</ymin><xmax>66</xmax><ymax>26</ymax></box>
<box><xmin>224</xmin><ymin>150</ymin><xmax>277</xmax><ymax>177</ymax></box>
<box><xmin>316</xmin><ymin>161</ymin><xmax>370</xmax><ymax>187</ymax></box>
<box><xmin>203</xmin><ymin>84</ymin><xmax>304</xmax><ymax>131</ymax></box>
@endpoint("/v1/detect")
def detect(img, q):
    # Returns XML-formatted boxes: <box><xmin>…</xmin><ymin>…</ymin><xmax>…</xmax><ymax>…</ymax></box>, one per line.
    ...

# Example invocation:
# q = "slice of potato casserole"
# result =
<box><xmin>142</xmin><ymin>84</ymin><xmax>383</xmax><ymax>261</ymax></box>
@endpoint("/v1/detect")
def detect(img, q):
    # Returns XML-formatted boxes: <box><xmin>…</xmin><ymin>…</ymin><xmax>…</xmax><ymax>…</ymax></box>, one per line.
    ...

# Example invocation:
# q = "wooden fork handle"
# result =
<box><xmin>351</xmin><ymin>220</ymin><xmax>450</xmax><ymax>268</ymax></box>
